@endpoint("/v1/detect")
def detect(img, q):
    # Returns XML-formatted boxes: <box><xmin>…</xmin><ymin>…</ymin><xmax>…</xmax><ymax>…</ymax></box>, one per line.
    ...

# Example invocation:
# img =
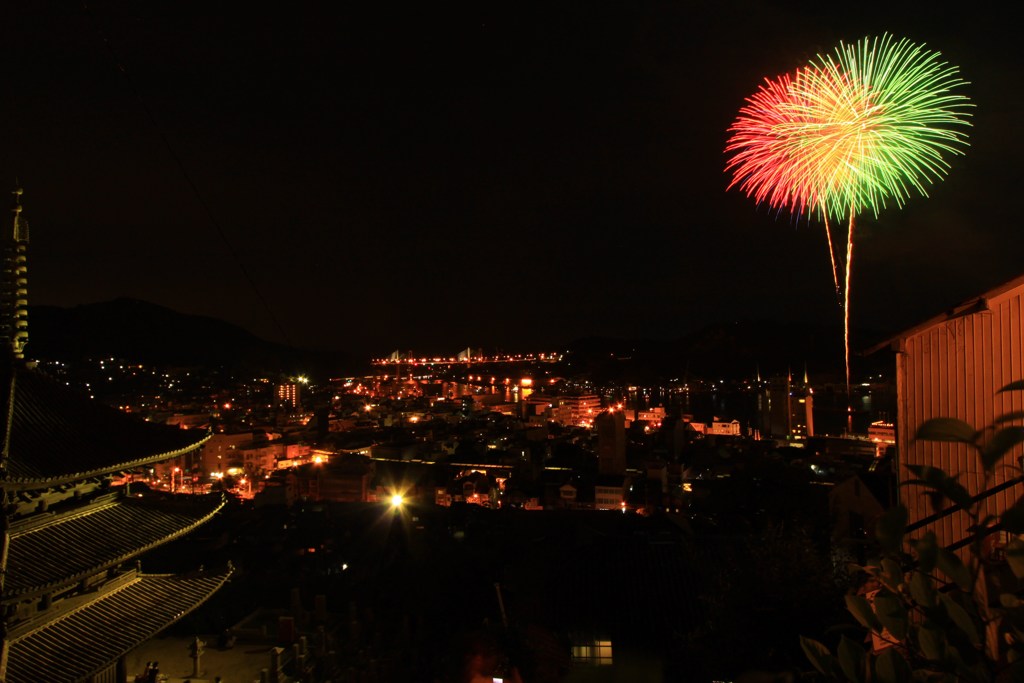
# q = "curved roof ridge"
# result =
<box><xmin>5</xmin><ymin>567</ymin><xmax>233</xmax><ymax>683</ymax></box>
<box><xmin>4</xmin><ymin>493</ymin><xmax>227</xmax><ymax>598</ymax></box>
<box><xmin>1</xmin><ymin>364</ymin><xmax>210</xmax><ymax>488</ymax></box>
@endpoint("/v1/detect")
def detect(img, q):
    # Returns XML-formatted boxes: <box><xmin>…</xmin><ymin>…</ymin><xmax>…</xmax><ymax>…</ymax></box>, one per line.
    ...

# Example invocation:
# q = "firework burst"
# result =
<box><xmin>725</xmin><ymin>34</ymin><xmax>971</xmax><ymax>395</ymax></box>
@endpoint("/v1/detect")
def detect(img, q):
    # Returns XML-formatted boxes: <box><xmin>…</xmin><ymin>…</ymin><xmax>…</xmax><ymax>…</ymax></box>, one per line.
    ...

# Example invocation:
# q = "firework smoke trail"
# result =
<box><xmin>844</xmin><ymin>209</ymin><xmax>854</xmax><ymax>395</ymax></box>
<box><xmin>823</xmin><ymin>214</ymin><xmax>841</xmax><ymax>303</ymax></box>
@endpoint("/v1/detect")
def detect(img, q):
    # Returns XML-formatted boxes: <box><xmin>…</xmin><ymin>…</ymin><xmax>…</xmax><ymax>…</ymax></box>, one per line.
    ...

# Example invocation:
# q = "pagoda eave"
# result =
<box><xmin>4</xmin><ymin>492</ymin><xmax>228</xmax><ymax>600</ymax></box>
<box><xmin>0</xmin><ymin>433</ymin><xmax>210</xmax><ymax>491</ymax></box>
<box><xmin>3</xmin><ymin>568</ymin><xmax>233</xmax><ymax>683</ymax></box>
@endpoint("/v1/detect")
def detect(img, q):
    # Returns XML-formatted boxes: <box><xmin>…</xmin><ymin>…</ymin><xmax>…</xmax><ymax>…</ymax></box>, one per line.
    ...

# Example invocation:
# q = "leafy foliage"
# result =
<box><xmin>802</xmin><ymin>381</ymin><xmax>1024</xmax><ymax>681</ymax></box>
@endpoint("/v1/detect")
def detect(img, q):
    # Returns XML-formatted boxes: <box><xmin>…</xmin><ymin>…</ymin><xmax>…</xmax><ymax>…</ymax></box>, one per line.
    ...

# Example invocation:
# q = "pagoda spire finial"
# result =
<box><xmin>2</xmin><ymin>186</ymin><xmax>29</xmax><ymax>359</ymax></box>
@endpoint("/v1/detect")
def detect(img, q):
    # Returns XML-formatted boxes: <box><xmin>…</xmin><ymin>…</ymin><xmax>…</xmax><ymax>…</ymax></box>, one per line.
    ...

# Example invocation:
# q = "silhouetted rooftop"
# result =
<box><xmin>6</xmin><ymin>492</ymin><xmax>226</xmax><ymax>598</ymax></box>
<box><xmin>1</xmin><ymin>364</ymin><xmax>209</xmax><ymax>488</ymax></box>
<box><xmin>4</xmin><ymin>569</ymin><xmax>232</xmax><ymax>683</ymax></box>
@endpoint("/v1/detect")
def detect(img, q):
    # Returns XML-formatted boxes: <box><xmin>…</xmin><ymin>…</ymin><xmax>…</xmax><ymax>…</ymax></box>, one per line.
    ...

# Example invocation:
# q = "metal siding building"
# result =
<box><xmin>892</xmin><ymin>274</ymin><xmax>1024</xmax><ymax>549</ymax></box>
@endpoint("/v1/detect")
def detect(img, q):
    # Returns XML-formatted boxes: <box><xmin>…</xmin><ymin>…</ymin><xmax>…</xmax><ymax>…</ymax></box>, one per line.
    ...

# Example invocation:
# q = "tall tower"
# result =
<box><xmin>0</xmin><ymin>188</ymin><xmax>29</xmax><ymax>359</ymax></box>
<box><xmin>596</xmin><ymin>408</ymin><xmax>626</xmax><ymax>475</ymax></box>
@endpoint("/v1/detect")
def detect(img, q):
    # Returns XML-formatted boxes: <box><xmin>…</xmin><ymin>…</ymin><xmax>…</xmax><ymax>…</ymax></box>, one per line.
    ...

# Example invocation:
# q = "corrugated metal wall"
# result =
<box><xmin>897</xmin><ymin>283</ymin><xmax>1024</xmax><ymax>550</ymax></box>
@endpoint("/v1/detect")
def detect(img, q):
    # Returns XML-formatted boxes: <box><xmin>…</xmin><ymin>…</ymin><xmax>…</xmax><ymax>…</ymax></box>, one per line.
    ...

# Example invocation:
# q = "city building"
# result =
<box><xmin>867</xmin><ymin>420</ymin><xmax>895</xmax><ymax>457</ymax></box>
<box><xmin>522</xmin><ymin>394</ymin><xmax>553</xmax><ymax>423</ymax></box>
<box><xmin>631</xmin><ymin>406</ymin><xmax>666</xmax><ymax>427</ymax></box>
<box><xmin>276</xmin><ymin>382</ymin><xmax>301</xmax><ymax>409</ymax></box>
<box><xmin>874</xmin><ymin>273</ymin><xmax>1024</xmax><ymax>551</ymax></box>
<box><xmin>707</xmin><ymin>419</ymin><xmax>742</xmax><ymax>436</ymax></box>
<box><xmin>196</xmin><ymin>431</ymin><xmax>256</xmax><ymax>477</ymax></box>
<box><xmin>761</xmin><ymin>373</ymin><xmax>814</xmax><ymax>439</ymax></box>
<box><xmin>294</xmin><ymin>456</ymin><xmax>375</xmax><ymax>502</ymax></box>
<box><xmin>595</xmin><ymin>409</ymin><xmax>626</xmax><ymax>475</ymax></box>
<box><xmin>594</xmin><ymin>476</ymin><xmax>626</xmax><ymax>510</ymax></box>
<box><xmin>828</xmin><ymin>475</ymin><xmax>886</xmax><ymax>564</ymax></box>
<box><xmin>551</xmin><ymin>394</ymin><xmax>602</xmax><ymax>427</ymax></box>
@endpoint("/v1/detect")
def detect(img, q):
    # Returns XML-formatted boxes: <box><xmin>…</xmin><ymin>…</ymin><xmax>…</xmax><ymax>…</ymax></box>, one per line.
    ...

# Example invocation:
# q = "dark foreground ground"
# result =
<box><xmin>138</xmin><ymin>498</ymin><xmax>845</xmax><ymax>682</ymax></box>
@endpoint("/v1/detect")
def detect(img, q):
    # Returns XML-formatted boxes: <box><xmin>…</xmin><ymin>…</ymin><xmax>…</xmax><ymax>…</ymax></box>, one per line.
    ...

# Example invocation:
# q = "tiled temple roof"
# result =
<box><xmin>1</xmin><ymin>365</ymin><xmax>209</xmax><ymax>488</ymax></box>
<box><xmin>4</xmin><ymin>569</ymin><xmax>232</xmax><ymax>683</ymax></box>
<box><xmin>5</xmin><ymin>493</ymin><xmax>227</xmax><ymax>599</ymax></box>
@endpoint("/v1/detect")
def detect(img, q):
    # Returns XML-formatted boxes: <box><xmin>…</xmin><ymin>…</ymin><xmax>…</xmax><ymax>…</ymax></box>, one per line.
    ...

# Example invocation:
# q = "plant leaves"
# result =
<box><xmin>917</xmin><ymin>624</ymin><xmax>945</xmax><ymax>662</ymax></box>
<box><xmin>874</xmin><ymin>647</ymin><xmax>911</xmax><ymax>683</ymax></box>
<box><xmin>1001</xmin><ymin>660</ymin><xmax>1024</xmax><ymax>683</ymax></box>
<box><xmin>847</xmin><ymin>593</ymin><xmax>883</xmax><ymax>632</ymax></box>
<box><xmin>999</xmin><ymin>380</ymin><xmax>1024</xmax><ymax>393</ymax></box>
<box><xmin>977</xmin><ymin>513</ymin><xmax>998</xmax><ymax>530</ymax></box>
<box><xmin>912</xmin><ymin>532</ymin><xmax>939</xmax><ymax>573</ymax></box>
<box><xmin>945</xmin><ymin>644</ymin><xmax>977</xmax><ymax>683</ymax></box>
<box><xmin>903</xmin><ymin>465</ymin><xmax>973</xmax><ymax>509</ymax></box>
<box><xmin>939</xmin><ymin>592</ymin><xmax>980</xmax><ymax>646</ymax></box>
<box><xmin>876</xmin><ymin>506</ymin><xmax>908</xmax><ymax>554</ymax></box>
<box><xmin>838</xmin><ymin>635</ymin><xmax>865</xmax><ymax>683</ymax></box>
<box><xmin>800</xmin><ymin>635</ymin><xmax>838</xmax><ymax>677</ymax></box>
<box><xmin>1002</xmin><ymin>497</ymin><xmax>1024</xmax><ymax>534</ymax></box>
<box><xmin>915</xmin><ymin>418</ymin><xmax>978</xmax><ymax>444</ymax></box>
<box><xmin>881</xmin><ymin>558</ymin><xmax>904</xmax><ymax>592</ymax></box>
<box><xmin>874</xmin><ymin>591</ymin><xmax>908</xmax><ymax>641</ymax></box>
<box><xmin>995</xmin><ymin>410</ymin><xmax>1024</xmax><ymax>425</ymax></box>
<box><xmin>909</xmin><ymin>571</ymin><xmax>935</xmax><ymax>607</ymax></box>
<box><xmin>1007</xmin><ymin>538</ymin><xmax>1024</xmax><ymax>579</ymax></box>
<box><xmin>980</xmin><ymin>427</ymin><xmax>1024</xmax><ymax>472</ymax></box>
<box><xmin>936</xmin><ymin>547</ymin><xmax>972</xmax><ymax>590</ymax></box>
<box><xmin>1001</xmin><ymin>593</ymin><xmax>1022</xmax><ymax>608</ymax></box>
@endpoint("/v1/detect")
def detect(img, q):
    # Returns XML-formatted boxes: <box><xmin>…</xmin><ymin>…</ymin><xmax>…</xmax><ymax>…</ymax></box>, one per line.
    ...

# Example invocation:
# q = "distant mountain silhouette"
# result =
<box><xmin>23</xmin><ymin>300</ymin><xmax>892</xmax><ymax>383</ymax></box>
<box><xmin>25</xmin><ymin>299</ymin><xmax>357</xmax><ymax>377</ymax></box>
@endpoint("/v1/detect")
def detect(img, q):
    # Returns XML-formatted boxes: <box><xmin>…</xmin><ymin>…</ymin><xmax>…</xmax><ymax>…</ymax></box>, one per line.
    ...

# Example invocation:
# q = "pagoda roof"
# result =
<box><xmin>5</xmin><ymin>492</ymin><xmax>227</xmax><ymax>599</ymax></box>
<box><xmin>1</xmin><ymin>364</ymin><xmax>209</xmax><ymax>489</ymax></box>
<box><xmin>4</xmin><ymin>569</ymin><xmax>232</xmax><ymax>683</ymax></box>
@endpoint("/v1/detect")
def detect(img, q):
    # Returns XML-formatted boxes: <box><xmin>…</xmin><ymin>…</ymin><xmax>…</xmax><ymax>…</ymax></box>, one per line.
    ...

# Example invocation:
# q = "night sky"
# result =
<box><xmin>2</xmin><ymin>2</ymin><xmax>1022</xmax><ymax>357</ymax></box>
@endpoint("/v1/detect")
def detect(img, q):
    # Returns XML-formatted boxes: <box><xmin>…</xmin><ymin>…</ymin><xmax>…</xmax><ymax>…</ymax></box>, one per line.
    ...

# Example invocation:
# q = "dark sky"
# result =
<box><xmin>2</xmin><ymin>2</ymin><xmax>1022</xmax><ymax>357</ymax></box>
